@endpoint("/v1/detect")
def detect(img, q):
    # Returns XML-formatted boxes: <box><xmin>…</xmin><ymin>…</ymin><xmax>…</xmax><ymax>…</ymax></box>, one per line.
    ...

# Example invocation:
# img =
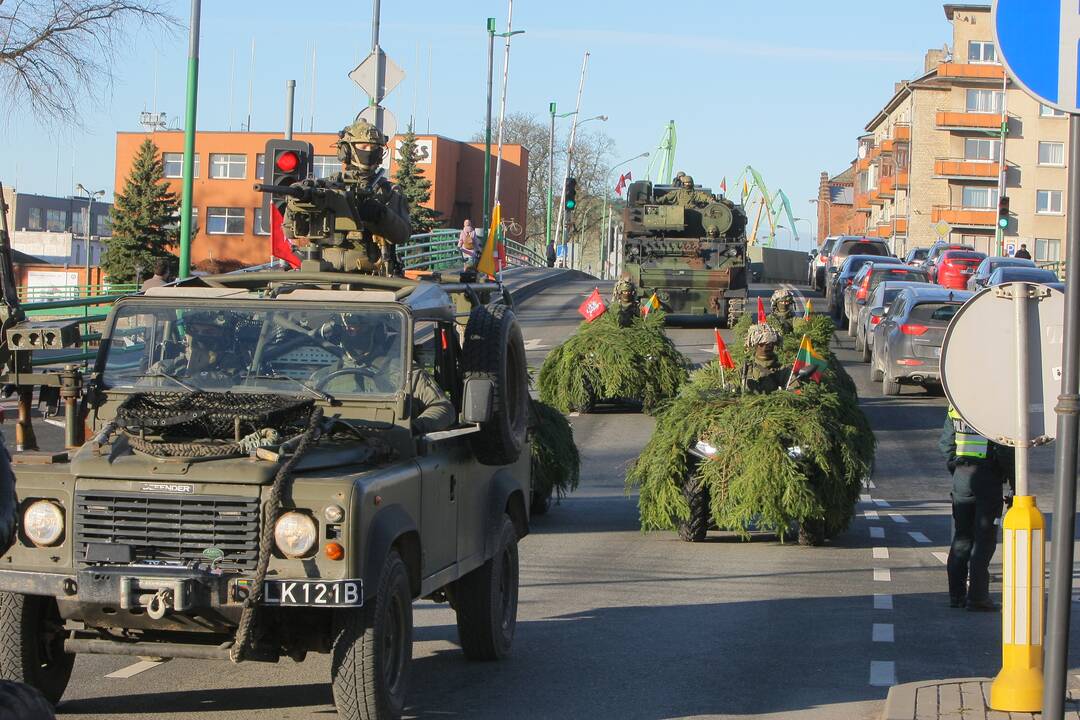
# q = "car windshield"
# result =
<box><xmin>910</xmin><ymin>249</ymin><xmax>928</xmax><ymax>260</ymax></box>
<box><xmin>101</xmin><ymin>301</ymin><xmax>408</xmax><ymax>397</ymax></box>
<box><xmin>845</xmin><ymin>243</ymin><xmax>889</xmax><ymax>257</ymax></box>
<box><xmin>910</xmin><ymin>302</ymin><xmax>961</xmax><ymax>324</ymax></box>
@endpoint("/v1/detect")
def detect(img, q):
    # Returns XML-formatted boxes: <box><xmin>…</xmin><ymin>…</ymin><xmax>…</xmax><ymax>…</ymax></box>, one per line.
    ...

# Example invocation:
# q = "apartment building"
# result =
<box><xmin>853</xmin><ymin>3</ymin><xmax>1069</xmax><ymax>263</ymax></box>
<box><xmin>114</xmin><ymin>130</ymin><xmax>529</xmax><ymax>268</ymax></box>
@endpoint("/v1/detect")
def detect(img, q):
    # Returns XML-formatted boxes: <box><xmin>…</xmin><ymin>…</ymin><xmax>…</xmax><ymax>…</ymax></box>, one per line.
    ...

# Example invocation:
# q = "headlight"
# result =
<box><xmin>23</xmin><ymin>500</ymin><xmax>64</xmax><ymax>547</ymax></box>
<box><xmin>693</xmin><ymin>440</ymin><xmax>719</xmax><ymax>458</ymax></box>
<box><xmin>323</xmin><ymin>504</ymin><xmax>344</xmax><ymax>523</ymax></box>
<box><xmin>274</xmin><ymin>512</ymin><xmax>317</xmax><ymax>558</ymax></box>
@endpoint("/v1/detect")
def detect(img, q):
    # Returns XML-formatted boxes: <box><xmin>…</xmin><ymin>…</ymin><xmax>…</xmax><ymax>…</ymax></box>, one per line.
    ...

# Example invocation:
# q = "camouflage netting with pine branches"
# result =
<box><xmin>537</xmin><ymin>310</ymin><xmax>689</xmax><ymax>414</ymax></box>
<box><xmin>627</xmin><ymin>315</ymin><xmax>874</xmax><ymax>541</ymax></box>
<box><xmin>529</xmin><ymin>399</ymin><xmax>581</xmax><ymax>501</ymax></box>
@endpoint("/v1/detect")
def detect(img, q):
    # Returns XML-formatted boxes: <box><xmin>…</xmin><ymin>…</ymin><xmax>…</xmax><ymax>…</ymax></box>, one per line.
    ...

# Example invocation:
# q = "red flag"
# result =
<box><xmin>715</xmin><ymin>329</ymin><xmax>735</xmax><ymax>370</ymax></box>
<box><xmin>270</xmin><ymin>204</ymin><xmax>301</xmax><ymax>269</ymax></box>
<box><xmin>720</xmin><ymin>177</ymin><xmax>728</xmax><ymax>194</ymax></box>
<box><xmin>757</xmin><ymin>297</ymin><xmax>767</xmax><ymax>324</ymax></box>
<box><xmin>578</xmin><ymin>288</ymin><xmax>607</xmax><ymax>322</ymax></box>
<box><xmin>615</xmin><ymin>172</ymin><xmax>632</xmax><ymax>196</ymax></box>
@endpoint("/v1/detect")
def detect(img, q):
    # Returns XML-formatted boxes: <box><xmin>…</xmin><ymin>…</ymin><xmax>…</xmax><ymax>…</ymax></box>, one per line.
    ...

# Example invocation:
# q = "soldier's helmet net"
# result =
<box><xmin>337</xmin><ymin>118</ymin><xmax>386</xmax><ymax>166</ymax></box>
<box><xmin>745</xmin><ymin>323</ymin><xmax>781</xmax><ymax>349</ymax></box>
<box><xmin>681</xmin><ymin>175</ymin><xmax>694</xmax><ymax>189</ymax></box>
<box><xmin>771</xmin><ymin>288</ymin><xmax>794</xmax><ymax>308</ymax></box>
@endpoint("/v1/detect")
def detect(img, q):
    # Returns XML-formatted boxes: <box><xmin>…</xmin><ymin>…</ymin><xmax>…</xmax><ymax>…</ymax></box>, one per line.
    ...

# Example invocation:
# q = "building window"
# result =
<box><xmin>1036</xmin><ymin>238</ymin><xmax>1061</xmax><ymax>262</ymax></box>
<box><xmin>255</xmin><ymin>153</ymin><xmax>265</xmax><ymax>181</ymax></box>
<box><xmin>163</xmin><ymin>152</ymin><xmax>200</xmax><ymax>178</ymax></box>
<box><xmin>966</xmin><ymin>89</ymin><xmax>1004</xmax><ymax>114</ymax></box>
<box><xmin>209</xmin><ymin>153</ymin><xmax>248</xmax><ymax>180</ymax></box>
<box><xmin>46</xmin><ymin>209</ymin><xmax>66</xmax><ymax>232</ymax></box>
<box><xmin>72</xmin><ymin>208</ymin><xmax>86</xmax><ymax>234</ymax></box>
<box><xmin>1036</xmin><ymin>190</ymin><xmax>1063</xmax><ymax>214</ymax></box>
<box><xmin>27</xmin><ymin>207</ymin><xmax>42</xmax><ymax>230</ymax></box>
<box><xmin>967</xmin><ymin>41</ymin><xmax>997</xmax><ymax>64</ymax></box>
<box><xmin>1039</xmin><ymin>141</ymin><xmax>1066</xmax><ymax>166</ymax></box>
<box><xmin>895</xmin><ymin>144</ymin><xmax>910</xmax><ymax>171</ymax></box>
<box><xmin>206</xmin><ymin>207</ymin><xmax>244</xmax><ymax>234</ymax></box>
<box><xmin>253</xmin><ymin>207</ymin><xmax>270</xmax><ymax>235</ymax></box>
<box><xmin>95</xmin><ymin>214</ymin><xmax>112</xmax><ymax>236</ymax></box>
<box><xmin>1040</xmin><ymin>104</ymin><xmax>1068</xmax><ymax>118</ymax></box>
<box><xmin>313</xmin><ymin>155</ymin><xmax>340</xmax><ymax>179</ymax></box>
<box><xmin>962</xmin><ymin>186</ymin><xmax>999</xmax><ymax>209</ymax></box>
<box><xmin>964</xmin><ymin>138</ymin><xmax>1001</xmax><ymax>162</ymax></box>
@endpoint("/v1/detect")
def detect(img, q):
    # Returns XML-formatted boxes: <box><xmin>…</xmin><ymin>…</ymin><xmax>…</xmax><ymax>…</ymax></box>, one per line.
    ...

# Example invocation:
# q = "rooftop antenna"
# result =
<box><xmin>244</xmin><ymin>38</ymin><xmax>255</xmax><ymax>132</ymax></box>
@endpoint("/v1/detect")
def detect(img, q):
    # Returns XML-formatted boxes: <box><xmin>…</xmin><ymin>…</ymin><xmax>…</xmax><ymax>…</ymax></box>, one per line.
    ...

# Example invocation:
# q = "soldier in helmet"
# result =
<box><xmin>611</xmin><ymin>272</ymin><xmax>640</xmax><ymax>327</ymax></box>
<box><xmin>769</xmin><ymin>288</ymin><xmax>797</xmax><ymax>335</ymax></box>
<box><xmin>151</xmin><ymin>311</ymin><xmax>250</xmax><ymax>387</ymax></box>
<box><xmin>742</xmin><ymin>323</ymin><xmax>790</xmax><ymax>394</ymax></box>
<box><xmin>658</xmin><ymin>174</ymin><xmax>714</xmax><ymax>209</ymax></box>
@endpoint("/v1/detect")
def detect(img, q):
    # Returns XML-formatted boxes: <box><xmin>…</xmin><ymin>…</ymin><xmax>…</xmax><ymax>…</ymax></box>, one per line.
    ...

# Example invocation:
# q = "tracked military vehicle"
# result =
<box><xmin>0</xmin><ymin>132</ymin><xmax>532</xmax><ymax>720</ymax></box>
<box><xmin>621</xmin><ymin>178</ymin><xmax>749</xmax><ymax>327</ymax></box>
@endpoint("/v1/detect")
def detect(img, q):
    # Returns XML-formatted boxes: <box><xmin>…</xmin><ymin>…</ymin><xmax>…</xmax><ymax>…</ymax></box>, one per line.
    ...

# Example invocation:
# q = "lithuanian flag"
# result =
<box><xmin>788</xmin><ymin>334</ymin><xmax>828</xmax><ymax>388</ymax></box>
<box><xmin>804</xmin><ymin>299</ymin><xmax>813</xmax><ymax>319</ymax></box>
<box><xmin>642</xmin><ymin>292</ymin><xmax>661</xmax><ymax>316</ymax></box>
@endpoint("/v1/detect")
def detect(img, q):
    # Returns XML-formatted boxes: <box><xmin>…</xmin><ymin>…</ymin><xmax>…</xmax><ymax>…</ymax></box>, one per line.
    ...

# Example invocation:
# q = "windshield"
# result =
<box><xmin>910</xmin><ymin>302</ymin><xmax>962</xmax><ymax>324</ymax></box>
<box><xmin>844</xmin><ymin>242</ymin><xmax>889</xmax><ymax>257</ymax></box>
<box><xmin>102</xmin><ymin>302</ymin><xmax>408</xmax><ymax>397</ymax></box>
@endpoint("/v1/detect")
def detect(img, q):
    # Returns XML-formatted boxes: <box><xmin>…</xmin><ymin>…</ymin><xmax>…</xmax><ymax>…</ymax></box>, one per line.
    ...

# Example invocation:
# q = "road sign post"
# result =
<box><xmin>993</xmin><ymin>2</ymin><xmax>1080</xmax><ymax>715</ymax></box>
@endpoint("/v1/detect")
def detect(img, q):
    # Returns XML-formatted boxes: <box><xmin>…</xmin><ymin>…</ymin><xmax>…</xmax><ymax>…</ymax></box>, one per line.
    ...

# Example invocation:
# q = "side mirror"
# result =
<box><xmin>870</xmin><ymin>308</ymin><xmax>885</xmax><ymax>318</ymax></box>
<box><xmin>461</xmin><ymin>377</ymin><xmax>494</xmax><ymax>424</ymax></box>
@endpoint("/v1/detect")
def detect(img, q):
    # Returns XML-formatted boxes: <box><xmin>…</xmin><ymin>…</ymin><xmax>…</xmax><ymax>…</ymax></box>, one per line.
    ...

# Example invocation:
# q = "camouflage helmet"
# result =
<box><xmin>680</xmin><ymin>175</ymin><xmax>694</xmax><ymax>188</ymax></box>
<box><xmin>745</xmin><ymin>323</ymin><xmax>781</xmax><ymax>349</ymax></box>
<box><xmin>341</xmin><ymin>118</ymin><xmax>386</xmax><ymax>146</ymax></box>
<box><xmin>771</xmin><ymin>288</ymin><xmax>794</xmax><ymax>305</ymax></box>
<box><xmin>672</xmin><ymin>170</ymin><xmax>686</xmax><ymax>183</ymax></box>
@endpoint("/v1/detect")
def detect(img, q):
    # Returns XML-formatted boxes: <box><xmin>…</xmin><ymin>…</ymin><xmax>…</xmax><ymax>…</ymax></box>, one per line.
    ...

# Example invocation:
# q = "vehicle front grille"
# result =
<box><xmin>74</xmin><ymin>490</ymin><xmax>260</xmax><ymax>570</ymax></box>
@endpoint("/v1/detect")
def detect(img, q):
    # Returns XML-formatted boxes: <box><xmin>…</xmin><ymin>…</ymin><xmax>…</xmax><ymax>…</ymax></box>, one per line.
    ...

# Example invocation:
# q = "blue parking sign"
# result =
<box><xmin>995</xmin><ymin>0</ymin><xmax>1080</xmax><ymax>113</ymax></box>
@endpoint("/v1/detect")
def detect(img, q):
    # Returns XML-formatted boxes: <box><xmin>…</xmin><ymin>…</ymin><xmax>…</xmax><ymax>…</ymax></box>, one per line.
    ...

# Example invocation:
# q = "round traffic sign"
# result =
<box><xmin>941</xmin><ymin>282</ymin><xmax>1065</xmax><ymax>446</ymax></box>
<box><xmin>994</xmin><ymin>0</ymin><xmax>1080</xmax><ymax>114</ymax></box>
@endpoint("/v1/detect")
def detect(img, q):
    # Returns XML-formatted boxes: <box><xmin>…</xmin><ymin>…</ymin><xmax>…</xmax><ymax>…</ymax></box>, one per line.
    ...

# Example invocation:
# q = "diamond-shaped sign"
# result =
<box><xmin>933</xmin><ymin>220</ymin><xmax>952</xmax><ymax>238</ymax></box>
<box><xmin>349</xmin><ymin>49</ymin><xmax>405</xmax><ymax>101</ymax></box>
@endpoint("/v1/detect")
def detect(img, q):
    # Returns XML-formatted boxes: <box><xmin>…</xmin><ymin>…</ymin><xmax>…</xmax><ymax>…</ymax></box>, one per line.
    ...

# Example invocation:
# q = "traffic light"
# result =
<box><xmin>998</xmin><ymin>195</ymin><xmax>1010</xmax><ymax>229</ymax></box>
<box><xmin>564</xmin><ymin>178</ymin><xmax>578</xmax><ymax>211</ymax></box>
<box><xmin>260</xmin><ymin>139</ymin><xmax>313</xmax><ymax>233</ymax></box>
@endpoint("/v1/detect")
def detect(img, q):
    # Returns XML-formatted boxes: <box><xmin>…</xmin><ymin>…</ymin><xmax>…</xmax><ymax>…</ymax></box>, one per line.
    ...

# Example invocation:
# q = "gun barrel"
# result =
<box><xmin>252</xmin><ymin>183</ymin><xmax>307</xmax><ymax>198</ymax></box>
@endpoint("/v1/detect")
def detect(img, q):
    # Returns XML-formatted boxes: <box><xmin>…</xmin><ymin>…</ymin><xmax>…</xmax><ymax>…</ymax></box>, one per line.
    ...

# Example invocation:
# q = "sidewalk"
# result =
<box><xmin>882</xmin><ymin>676</ymin><xmax>1080</xmax><ymax>719</ymax></box>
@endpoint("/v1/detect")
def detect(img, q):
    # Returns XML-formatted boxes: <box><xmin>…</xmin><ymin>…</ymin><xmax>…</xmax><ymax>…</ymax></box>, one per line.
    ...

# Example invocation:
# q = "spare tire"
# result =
<box><xmin>0</xmin><ymin>442</ymin><xmax>14</xmax><ymax>556</ymax></box>
<box><xmin>463</xmin><ymin>304</ymin><xmax>528</xmax><ymax>465</ymax></box>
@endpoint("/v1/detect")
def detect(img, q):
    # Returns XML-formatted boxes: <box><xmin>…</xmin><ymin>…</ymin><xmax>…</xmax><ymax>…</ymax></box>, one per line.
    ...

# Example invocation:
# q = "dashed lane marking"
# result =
<box><xmin>889</xmin><ymin>514</ymin><xmax>909</xmax><ymax>524</ymax></box>
<box><xmin>869</xmin><ymin>660</ymin><xmax>897</xmax><ymax>687</ymax></box>
<box><xmin>873</xmin><ymin>547</ymin><xmax>890</xmax><ymax>560</ymax></box>
<box><xmin>568</xmin><ymin>412</ymin><xmax>580</xmax><ymax>418</ymax></box>
<box><xmin>872</xmin><ymin>623</ymin><xmax>895</xmax><ymax>643</ymax></box>
<box><xmin>865</xmin><ymin>510</ymin><xmax>880</xmax><ymax>520</ymax></box>
<box><xmin>869</xmin><ymin>526</ymin><xmax>885</xmax><ymax>539</ymax></box>
<box><xmin>908</xmin><ymin>531</ymin><xmax>931</xmax><ymax>544</ymax></box>
<box><xmin>874</xmin><ymin>593</ymin><xmax>894</xmax><ymax>610</ymax></box>
<box><xmin>874</xmin><ymin>568</ymin><xmax>892</xmax><ymax>582</ymax></box>
<box><xmin>105</xmin><ymin>660</ymin><xmax>166</xmax><ymax>679</ymax></box>
<box><xmin>860</xmin><ymin>494</ymin><xmax>872</xmax><ymax>503</ymax></box>
<box><xmin>931</xmin><ymin>551</ymin><xmax>949</xmax><ymax>565</ymax></box>
<box><xmin>874</xmin><ymin>499</ymin><xmax>890</xmax><ymax>507</ymax></box>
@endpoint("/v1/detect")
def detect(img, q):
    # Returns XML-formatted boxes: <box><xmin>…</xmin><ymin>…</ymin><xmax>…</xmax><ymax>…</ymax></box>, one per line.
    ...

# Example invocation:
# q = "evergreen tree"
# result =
<box><xmin>393</xmin><ymin>125</ymin><xmax>440</xmax><ymax>235</ymax></box>
<box><xmin>104</xmin><ymin>138</ymin><xmax>178</xmax><ymax>283</ymax></box>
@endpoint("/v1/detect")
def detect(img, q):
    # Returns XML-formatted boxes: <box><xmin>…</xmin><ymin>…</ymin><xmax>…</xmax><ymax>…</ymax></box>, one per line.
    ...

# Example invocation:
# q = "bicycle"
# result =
<box><xmin>500</xmin><ymin>217</ymin><xmax>523</xmax><ymax>239</ymax></box>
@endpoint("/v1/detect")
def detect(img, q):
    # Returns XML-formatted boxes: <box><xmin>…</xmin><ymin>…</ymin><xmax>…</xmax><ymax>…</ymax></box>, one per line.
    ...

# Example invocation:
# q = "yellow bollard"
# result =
<box><xmin>990</xmin><ymin>495</ymin><xmax>1045</xmax><ymax>712</ymax></box>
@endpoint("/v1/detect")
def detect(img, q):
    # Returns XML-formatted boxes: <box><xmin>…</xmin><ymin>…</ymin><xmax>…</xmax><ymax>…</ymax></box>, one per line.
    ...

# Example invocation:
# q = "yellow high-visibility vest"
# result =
<box><xmin>949</xmin><ymin>406</ymin><xmax>988</xmax><ymax>459</ymax></box>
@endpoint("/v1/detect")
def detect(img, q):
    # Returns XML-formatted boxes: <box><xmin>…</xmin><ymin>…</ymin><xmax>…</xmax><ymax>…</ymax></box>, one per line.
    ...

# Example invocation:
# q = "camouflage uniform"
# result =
<box><xmin>658</xmin><ymin>175</ymin><xmax>713</xmax><ymax>209</ymax></box>
<box><xmin>769</xmin><ymin>288</ymin><xmax>797</xmax><ymax>336</ymax></box>
<box><xmin>611</xmin><ymin>274</ymin><xmax>639</xmax><ymax>327</ymax></box>
<box><xmin>742</xmin><ymin>323</ymin><xmax>791</xmax><ymax>394</ymax></box>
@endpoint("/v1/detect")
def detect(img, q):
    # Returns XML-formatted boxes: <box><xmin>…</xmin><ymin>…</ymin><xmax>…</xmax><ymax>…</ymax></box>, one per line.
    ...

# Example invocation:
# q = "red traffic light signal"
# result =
<box><xmin>275</xmin><ymin>151</ymin><xmax>299</xmax><ymax>173</ymax></box>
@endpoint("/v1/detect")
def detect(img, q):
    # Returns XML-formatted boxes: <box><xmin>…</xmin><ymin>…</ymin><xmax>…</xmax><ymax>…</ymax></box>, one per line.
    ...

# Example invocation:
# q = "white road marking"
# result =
<box><xmin>874</xmin><ymin>593</ymin><xmax>894</xmax><ymax>610</ymax></box>
<box><xmin>874</xmin><ymin>568</ymin><xmax>892</xmax><ymax>582</ymax></box>
<box><xmin>872</xmin><ymin>623</ymin><xmax>895</xmax><ymax>642</ymax></box>
<box><xmin>908</xmin><ymin>531</ymin><xmax>931</xmax><ymax>544</ymax></box>
<box><xmin>523</xmin><ymin>338</ymin><xmax>547</xmax><ymax>351</ymax></box>
<box><xmin>874</xmin><ymin>499</ymin><xmax>890</xmax><ymax>507</ymax></box>
<box><xmin>889</xmin><ymin>514</ymin><xmax>909</xmax><ymax>524</ymax></box>
<box><xmin>106</xmin><ymin>660</ymin><xmax>166</xmax><ymax>679</ymax></box>
<box><xmin>873</xmin><ymin>547</ymin><xmax>890</xmax><ymax>560</ymax></box>
<box><xmin>869</xmin><ymin>526</ymin><xmax>885</xmax><ymax>539</ymax></box>
<box><xmin>869</xmin><ymin>660</ymin><xmax>897</xmax><ymax>687</ymax></box>
<box><xmin>568</xmin><ymin>412</ymin><xmax>580</xmax><ymax>418</ymax></box>
<box><xmin>932</xmin><ymin>551</ymin><xmax>949</xmax><ymax>565</ymax></box>
<box><xmin>42</xmin><ymin>418</ymin><xmax>66</xmax><ymax>428</ymax></box>
<box><xmin>866</xmin><ymin>480</ymin><xmax>876</xmax><ymax>489</ymax></box>
<box><xmin>860</xmin><ymin>494</ymin><xmax>872</xmax><ymax>503</ymax></box>
<box><xmin>864</xmin><ymin>510</ymin><xmax>880</xmax><ymax>520</ymax></box>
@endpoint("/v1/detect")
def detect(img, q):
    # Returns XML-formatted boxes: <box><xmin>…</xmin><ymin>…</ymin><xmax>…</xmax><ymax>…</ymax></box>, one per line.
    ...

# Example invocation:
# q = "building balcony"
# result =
<box><xmin>933</xmin><ymin>158</ymin><xmax>1001</xmax><ymax>180</ymax></box>
<box><xmin>856</xmin><ymin>156</ymin><xmax>871</xmax><ymax>172</ymax></box>
<box><xmin>880</xmin><ymin>139</ymin><xmax>896</xmax><ymax>153</ymax></box>
<box><xmin>879</xmin><ymin>177</ymin><xmax>895</xmax><ymax>198</ymax></box>
<box><xmin>893</xmin><ymin>124</ymin><xmax>911</xmax><ymax>141</ymax></box>
<box><xmin>935</xmin><ymin>110</ymin><xmax>1006</xmax><ymax>131</ymax></box>
<box><xmin>937</xmin><ymin>62</ymin><xmax>1006</xmax><ymax>81</ymax></box>
<box><xmin>854</xmin><ymin>192</ymin><xmax>871</xmax><ymax>212</ymax></box>
<box><xmin>869</xmin><ymin>189</ymin><xmax>884</xmax><ymax>205</ymax></box>
<box><xmin>875</xmin><ymin>224</ymin><xmax>892</xmax><ymax>239</ymax></box>
<box><xmin>870</xmin><ymin>146</ymin><xmax>882</xmax><ymax>161</ymax></box>
<box><xmin>894</xmin><ymin>217</ymin><xmax>908</xmax><ymax>234</ymax></box>
<box><xmin>931</xmin><ymin>205</ymin><xmax>997</xmax><ymax>229</ymax></box>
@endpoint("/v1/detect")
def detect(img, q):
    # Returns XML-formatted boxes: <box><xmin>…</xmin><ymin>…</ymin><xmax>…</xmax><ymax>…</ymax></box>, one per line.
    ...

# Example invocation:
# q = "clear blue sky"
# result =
<box><xmin>1</xmin><ymin>0</ymin><xmax>957</xmax><ymax>248</ymax></box>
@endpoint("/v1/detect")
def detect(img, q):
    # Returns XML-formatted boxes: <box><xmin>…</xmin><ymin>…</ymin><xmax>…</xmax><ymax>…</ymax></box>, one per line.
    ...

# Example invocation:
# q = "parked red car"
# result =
<box><xmin>936</xmin><ymin>249</ymin><xmax>987</xmax><ymax>290</ymax></box>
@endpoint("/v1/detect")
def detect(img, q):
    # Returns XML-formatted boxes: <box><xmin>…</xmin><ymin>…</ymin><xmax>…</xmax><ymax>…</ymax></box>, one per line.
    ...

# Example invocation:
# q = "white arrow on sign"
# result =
<box><xmin>349</xmin><ymin>49</ymin><xmax>405</xmax><ymax>101</ymax></box>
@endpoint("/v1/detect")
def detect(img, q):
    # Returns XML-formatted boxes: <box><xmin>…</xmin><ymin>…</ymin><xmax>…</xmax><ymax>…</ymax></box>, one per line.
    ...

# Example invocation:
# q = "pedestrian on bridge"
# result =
<box><xmin>458</xmin><ymin>219</ymin><xmax>478</xmax><ymax>270</ymax></box>
<box><xmin>939</xmin><ymin>406</ymin><xmax>1014</xmax><ymax>611</ymax></box>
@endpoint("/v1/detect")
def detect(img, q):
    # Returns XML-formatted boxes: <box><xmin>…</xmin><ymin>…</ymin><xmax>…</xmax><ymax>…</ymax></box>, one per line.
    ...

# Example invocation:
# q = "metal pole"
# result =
<box><xmin>1042</xmin><ymin>113</ymin><xmax>1080</xmax><ymax>720</ymax></box>
<box><xmin>491</xmin><ymin>0</ymin><xmax>515</xmax><ymax>212</ymax></box>
<box><xmin>482</xmin><ymin>18</ymin><xmax>496</xmax><ymax>234</ymax></box>
<box><xmin>370</xmin><ymin>0</ymin><xmax>384</xmax><ymax>133</ymax></box>
<box><xmin>996</xmin><ymin>72</ymin><xmax>1009</xmax><ymax>256</ymax></box>
<box><xmin>284</xmin><ymin>80</ymin><xmax>295</xmax><ymax>139</ymax></box>
<box><xmin>555</xmin><ymin>51</ymin><xmax>589</xmax><ymax>267</ymax></box>
<box><xmin>177</xmin><ymin>0</ymin><xmax>201</xmax><ymax>280</ymax></box>
<box><xmin>546</xmin><ymin>102</ymin><xmax>556</xmax><ymax>264</ymax></box>
<box><xmin>1015</xmin><ymin>284</ymin><xmax>1030</xmax><ymax>498</ymax></box>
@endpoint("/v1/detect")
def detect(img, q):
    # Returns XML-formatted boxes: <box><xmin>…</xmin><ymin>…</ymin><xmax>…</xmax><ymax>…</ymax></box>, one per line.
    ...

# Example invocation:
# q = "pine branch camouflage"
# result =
<box><xmin>529</xmin><ymin>399</ymin><xmax>581</xmax><ymax>501</ymax></box>
<box><xmin>105</xmin><ymin>138</ymin><xmax>178</xmax><ymax>283</ymax></box>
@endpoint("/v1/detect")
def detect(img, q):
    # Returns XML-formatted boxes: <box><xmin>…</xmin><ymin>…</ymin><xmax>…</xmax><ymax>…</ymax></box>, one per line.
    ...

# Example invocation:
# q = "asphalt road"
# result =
<box><xmin>26</xmin><ymin>278</ymin><xmax>1080</xmax><ymax>719</ymax></box>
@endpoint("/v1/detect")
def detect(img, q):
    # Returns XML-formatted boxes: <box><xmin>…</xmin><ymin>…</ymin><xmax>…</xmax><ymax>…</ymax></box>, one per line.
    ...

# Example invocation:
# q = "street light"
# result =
<box><xmin>793</xmin><ymin>217</ymin><xmax>814</xmax><ymax>250</ymax></box>
<box><xmin>483</xmin><ymin>17</ymin><xmax>526</xmax><ymax>233</ymax></box>
<box><xmin>74</xmin><ymin>184</ymin><xmax>105</xmax><ymax>292</ymax></box>
<box><xmin>809</xmin><ymin>198</ymin><xmax>831</xmax><ymax>240</ymax></box>
<box><xmin>546</xmin><ymin>104</ymin><xmax>578</xmax><ymax>264</ymax></box>
<box><xmin>601</xmin><ymin>152</ymin><xmax>649</xmax><ymax>279</ymax></box>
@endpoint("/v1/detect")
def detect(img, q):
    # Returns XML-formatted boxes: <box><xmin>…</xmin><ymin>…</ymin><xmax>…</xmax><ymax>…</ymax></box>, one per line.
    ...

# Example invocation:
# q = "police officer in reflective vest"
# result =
<box><xmin>939</xmin><ymin>406</ymin><xmax>1014</xmax><ymax>611</ymax></box>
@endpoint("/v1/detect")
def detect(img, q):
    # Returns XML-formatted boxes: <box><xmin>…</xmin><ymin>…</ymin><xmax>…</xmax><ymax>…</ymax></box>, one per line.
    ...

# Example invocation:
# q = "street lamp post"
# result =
<box><xmin>483</xmin><ymin>15</ymin><xmax>524</xmax><ymax>238</ymax></box>
<box><xmin>793</xmin><ymin>217</ymin><xmax>813</xmax><ymax>250</ymax></box>
<box><xmin>601</xmin><ymin>152</ymin><xmax>648</xmax><ymax>279</ymax></box>
<box><xmin>546</xmin><ymin>104</ymin><xmax>577</xmax><ymax>266</ymax></box>
<box><xmin>556</xmin><ymin>112</ymin><xmax>606</xmax><ymax>270</ymax></box>
<box><xmin>75</xmin><ymin>184</ymin><xmax>105</xmax><ymax>291</ymax></box>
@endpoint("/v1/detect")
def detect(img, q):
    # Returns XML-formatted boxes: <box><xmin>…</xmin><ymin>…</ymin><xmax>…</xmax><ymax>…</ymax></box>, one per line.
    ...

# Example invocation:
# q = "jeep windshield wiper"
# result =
<box><xmin>135</xmin><ymin>371</ymin><xmax>199</xmax><ymax>393</ymax></box>
<box><xmin>245</xmin><ymin>374</ymin><xmax>334</xmax><ymax>403</ymax></box>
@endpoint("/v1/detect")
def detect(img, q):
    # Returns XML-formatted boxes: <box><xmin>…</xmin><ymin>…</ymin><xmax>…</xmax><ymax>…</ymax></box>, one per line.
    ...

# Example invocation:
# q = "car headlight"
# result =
<box><xmin>693</xmin><ymin>440</ymin><xmax>719</xmax><ymax>458</ymax></box>
<box><xmin>274</xmin><ymin>512</ymin><xmax>317</xmax><ymax>558</ymax></box>
<box><xmin>23</xmin><ymin>500</ymin><xmax>64</xmax><ymax>547</ymax></box>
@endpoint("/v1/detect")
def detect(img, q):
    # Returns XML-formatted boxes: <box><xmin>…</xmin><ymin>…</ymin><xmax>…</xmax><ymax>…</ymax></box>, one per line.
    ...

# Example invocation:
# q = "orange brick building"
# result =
<box><xmin>113</xmin><ymin>130</ymin><xmax>528</xmax><ymax>268</ymax></box>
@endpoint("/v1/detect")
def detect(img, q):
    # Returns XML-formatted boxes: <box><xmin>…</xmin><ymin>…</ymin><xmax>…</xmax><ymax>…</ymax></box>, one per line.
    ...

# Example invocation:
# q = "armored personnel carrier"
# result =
<box><xmin>0</xmin><ymin>141</ymin><xmax>533</xmax><ymax>719</ymax></box>
<box><xmin>621</xmin><ymin>179</ymin><xmax>749</xmax><ymax>327</ymax></box>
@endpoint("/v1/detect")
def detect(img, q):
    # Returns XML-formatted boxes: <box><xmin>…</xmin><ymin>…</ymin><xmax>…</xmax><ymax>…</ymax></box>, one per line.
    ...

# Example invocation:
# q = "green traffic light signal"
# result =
<box><xmin>999</xmin><ymin>218</ymin><xmax>1008</xmax><ymax>229</ymax></box>
<box><xmin>566</xmin><ymin>199</ymin><xmax>576</xmax><ymax>210</ymax></box>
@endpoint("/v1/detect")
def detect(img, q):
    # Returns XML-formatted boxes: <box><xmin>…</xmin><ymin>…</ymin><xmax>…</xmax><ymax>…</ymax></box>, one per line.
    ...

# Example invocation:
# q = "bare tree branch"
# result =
<box><xmin>0</xmin><ymin>0</ymin><xmax>178</xmax><ymax>124</ymax></box>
